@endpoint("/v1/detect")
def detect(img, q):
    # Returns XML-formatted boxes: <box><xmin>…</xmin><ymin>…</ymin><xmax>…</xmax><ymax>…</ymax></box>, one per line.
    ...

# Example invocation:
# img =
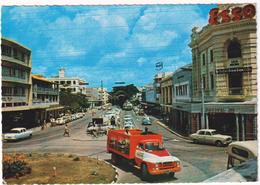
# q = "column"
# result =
<box><xmin>197</xmin><ymin>113</ymin><xmax>200</xmax><ymax>130</ymax></box>
<box><xmin>253</xmin><ymin>115</ymin><xmax>257</xmax><ymax>140</ymax></box>
<box><xmin>236</xmin><ymin>114</ymin><xmax>239</xmax><ymax>141</ymax></box>
<box><xmin>206</xmin><ymin>114</ymin><xmax>209</xmax><ymax>129</ymax></box>
<box><xmin>241</xmin><ymin>115</ymin><xmax>245</xmax><ymax>141</ymax></box>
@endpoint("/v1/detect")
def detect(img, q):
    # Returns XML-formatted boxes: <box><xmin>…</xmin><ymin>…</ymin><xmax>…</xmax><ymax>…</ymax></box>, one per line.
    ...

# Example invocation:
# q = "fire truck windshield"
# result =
<box><xmin>145</xmin><ymin>142</ymin><xmax>164</xmax><ymax>151</ymax></box>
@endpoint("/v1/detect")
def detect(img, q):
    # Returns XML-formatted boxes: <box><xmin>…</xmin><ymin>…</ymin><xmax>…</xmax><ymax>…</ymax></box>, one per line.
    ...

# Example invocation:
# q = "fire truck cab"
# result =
<box><xmin>107</xmin><ymin>129</ymin><xmax>181</xmax><ymax>180</ymax></box>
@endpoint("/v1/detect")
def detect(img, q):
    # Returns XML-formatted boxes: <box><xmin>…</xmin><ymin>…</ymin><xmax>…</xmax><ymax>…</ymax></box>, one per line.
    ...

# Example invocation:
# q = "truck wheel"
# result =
<box><xmin>111</xmin><ymin>153</ymin><xmax>118</xmax><ymax>164</ymax></box>
<box><xmin>141</xmin><ymin>164</ymin><xmax>149</xmax><ymax>181</ymax></box>
<box><xmin>215</xmin><ymin>141</ymin><xmax>223</xmax><ymax>147</ymax></box>
<box><xmin>169</xmin><ymin>172</ymin><xmax>175</xmax><ymax>178</ymax></box>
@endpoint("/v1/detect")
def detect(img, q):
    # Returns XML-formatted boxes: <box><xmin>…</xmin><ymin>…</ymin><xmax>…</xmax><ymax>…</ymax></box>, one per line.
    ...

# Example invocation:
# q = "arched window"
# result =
<box><xmin>227</xmin><ymin>40</ymin><xmax>241</xmax><ymax>58</ymax></box>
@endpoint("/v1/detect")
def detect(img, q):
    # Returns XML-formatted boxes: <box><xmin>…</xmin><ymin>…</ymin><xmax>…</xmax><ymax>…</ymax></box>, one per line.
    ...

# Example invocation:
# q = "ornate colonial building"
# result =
<box><xmin>189</xmin><ymin>4</ymin><xmax>257</xmax><ymax>140</ymax></box>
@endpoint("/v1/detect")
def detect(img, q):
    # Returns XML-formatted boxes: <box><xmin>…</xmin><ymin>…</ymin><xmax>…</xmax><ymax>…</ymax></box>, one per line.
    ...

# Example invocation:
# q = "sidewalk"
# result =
<box><xmin>149</xmin><ymin>115</ymin><xmax>192</xmax><ymax>141</ymax></box>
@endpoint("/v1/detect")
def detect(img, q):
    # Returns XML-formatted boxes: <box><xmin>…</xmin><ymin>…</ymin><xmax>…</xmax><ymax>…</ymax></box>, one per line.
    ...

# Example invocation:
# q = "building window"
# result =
<box><xmin>202</xmin><ymin>53</ymin><xmax>206</xmax><ymax>66</ymax></box>
<box><xmin>202</xmin><ymin>75</ymin><xmax>206</xmax><ymax>89</ymax></box>
<box><xmin>13</xmin><ymin>48</ymin><xmax>18</xmax><ymax>59</ymax></box>
<box><xmin>228</xmin><ymin>40</ymin><xmax>241</xmax><ymax>58</ymax></box>
<box><xmin>2</xmin><ymin>87</ymin><xmax>12</xmax><ymax>96</ymax></box>
<box><xmin>210</xmin><ymin>49</ymin><xmax>214</xmax><ymax>63</ymax></box>
<box><xmin>229</xmin><ymin>72</ymin><xmax>243</xmax><ymax>95</ymax></box>
<box><xmin>1</xmin><ymin>45</ymin><xmax>12</xmax><ymax>57</ymax></box>
<box><xmin>210</xmin><ymin>73</ymin><xmax>214</xmax><ymax>90</ymax></box>
<box><xmin>73</xmin><ymin>80</ymin><xmax>76</xmax><ymax>84</ymax></box>
<box><xmin>67</xmin><ymin>81</ymin><xmax>71</xmax><ymax>85</ymax></box>
<box><xmin>60</xmin><ymin>81</ymin><xmax>65</xmax><ymax>85</ymax></box>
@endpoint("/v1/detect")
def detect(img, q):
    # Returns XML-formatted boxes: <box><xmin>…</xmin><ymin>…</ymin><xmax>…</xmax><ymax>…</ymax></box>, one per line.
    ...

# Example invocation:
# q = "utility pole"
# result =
<box><xmin>201</xmin><ymin>76</ymin><xmax>206</xmax><ymax>129</ymax></box>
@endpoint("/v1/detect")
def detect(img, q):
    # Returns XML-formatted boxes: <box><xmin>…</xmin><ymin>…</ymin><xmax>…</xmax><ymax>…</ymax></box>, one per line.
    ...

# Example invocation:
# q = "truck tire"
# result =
<box><xmin>111</xmin><ymin>153</ymin><xmax>119</xmax><ymax>164</ymax></box>
<box><xmin>141</xmin><ymin>164</ymin><xmax>149</xmax><ymax>181</ymax></box>
<box><xmin>169</xmin><ymin>172</ymin><xmax>175</xmax><ymax>178</ymax></box>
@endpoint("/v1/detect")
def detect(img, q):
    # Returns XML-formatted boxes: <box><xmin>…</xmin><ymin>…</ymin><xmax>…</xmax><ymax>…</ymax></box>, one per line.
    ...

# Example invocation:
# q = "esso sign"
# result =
<box><xmin>208</xmin><ymin>4</ymin><xmax>256</xmax><ymax>25</ymax></box>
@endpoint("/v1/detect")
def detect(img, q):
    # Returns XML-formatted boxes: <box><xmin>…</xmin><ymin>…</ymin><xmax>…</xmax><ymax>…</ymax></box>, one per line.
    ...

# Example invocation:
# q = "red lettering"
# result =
<box><xmin>219</xmin><ymin>9</ymin><xmax>231</xmax><ymax>23</ymax></box>
<box><xmin>243</xmin><ymin>4</ymin><xmax>256</xmax><ymax>19</ymax></box>
<box><xmin>232</xmin><ymin>7</ymin><xmax>243</xmax><ymax>21</ymax></box>
<box><xmin>208</xmin><ymin>8</ymin><xmax>219</xmax><ymax>25</ymax></box>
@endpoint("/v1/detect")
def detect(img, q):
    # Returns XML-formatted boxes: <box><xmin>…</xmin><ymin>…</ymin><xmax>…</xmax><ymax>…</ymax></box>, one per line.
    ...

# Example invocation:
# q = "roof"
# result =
<box><xmin>198</xmin><ymin>129</ymin><xmax>216</xmax><ymax>132</ymax></box>
<box><xmin>2</xmin><ymin>37</ymin><xmax>31</xmax><ymax>52</ymax></box>
<box><xmin>11</xmin><ymin>127</ymin><xmax>26</xmax><ymax>131</ymax></box>
<box><xmin>229</xmin><ymin>140</ymin><xmax>258</xmax><ymax>157</ymax></box>
<box><xmin>32</xmin><ymin>75</ymin><xmax>55</xmax><ymax>84</ymax></box>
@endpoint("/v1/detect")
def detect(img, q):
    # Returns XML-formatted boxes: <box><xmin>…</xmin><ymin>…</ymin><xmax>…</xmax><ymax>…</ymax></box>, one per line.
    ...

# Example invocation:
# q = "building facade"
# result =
<box><xmin>160</xmin><ymin>74</ymin><xmax>173</xmax><ymax>124</ymax></box>
<box><xmin>171</xmin><ymin>64</ymin><xmax>193</xmax><ymax>135</ymax></box>
<box><xmin>1</xmin><ymin>38</ymin><xmax>32</xmax><ymax>111</ymax></box>
<box><xmin>189</xmin><ymin>4</ymin><xmax>257</xmax><ymax>140</ymax></box>
<box><xmin>48</xmin><ymin>68</ymin><xmax>88</xmax><ymax>94</ymax></box>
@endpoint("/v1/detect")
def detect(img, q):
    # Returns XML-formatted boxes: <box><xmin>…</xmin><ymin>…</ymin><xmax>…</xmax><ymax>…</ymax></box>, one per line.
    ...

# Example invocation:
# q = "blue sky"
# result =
<box><xmin>2</xmin><ymin>4</ymin><xmax>216</xmax><ymax>90</ymax></box>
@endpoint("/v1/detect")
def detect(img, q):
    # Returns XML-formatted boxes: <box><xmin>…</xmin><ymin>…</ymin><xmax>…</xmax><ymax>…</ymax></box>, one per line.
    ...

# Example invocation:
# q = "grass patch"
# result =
<box><xmin>4</xmin><ymin>153</ymin><xmax>116</xmax><ymax>184</ymax></box>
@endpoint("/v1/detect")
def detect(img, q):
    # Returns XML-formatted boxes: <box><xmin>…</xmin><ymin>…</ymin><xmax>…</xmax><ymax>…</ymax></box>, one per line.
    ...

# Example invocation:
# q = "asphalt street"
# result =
<box><xmin>2</xmin><ymin>109</ymin><xmax>228</xmax><ymax>183</ymax></box>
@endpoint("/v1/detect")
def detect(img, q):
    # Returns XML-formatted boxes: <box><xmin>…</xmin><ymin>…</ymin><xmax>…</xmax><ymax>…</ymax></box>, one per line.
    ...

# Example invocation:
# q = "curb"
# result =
<box><xmin>103</xmin><ymin>160</ymin><xmax>119</xmax><ymax>184</ymax></box>
<box><xmin>154</xmin><ymin>120</ymin><xmax>192</xmax><ymax>142</ymax></box>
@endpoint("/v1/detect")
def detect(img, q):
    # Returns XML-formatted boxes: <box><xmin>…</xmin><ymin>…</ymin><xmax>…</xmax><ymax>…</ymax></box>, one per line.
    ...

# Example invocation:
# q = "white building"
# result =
<box><xmin>48</xmin><ymin>68</ymin><xmax>88</xmax><ymax>94</ymax></box>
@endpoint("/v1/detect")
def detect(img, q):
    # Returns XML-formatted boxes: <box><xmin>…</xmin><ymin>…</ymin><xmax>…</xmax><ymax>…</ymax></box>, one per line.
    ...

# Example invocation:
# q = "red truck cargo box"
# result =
<box><xmin>107</xmin><ymin>129</ymin><xmax>163</xmax><ymax>159</ymax></box>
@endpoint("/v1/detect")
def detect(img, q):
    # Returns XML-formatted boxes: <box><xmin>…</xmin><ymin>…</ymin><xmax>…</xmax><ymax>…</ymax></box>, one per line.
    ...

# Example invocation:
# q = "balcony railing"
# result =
<box><xmin>229</xmin><ymin>87</ymin><xmax>243</xmax><ymax>95</ymax></box>
<box><xmin>2</xmin><ymin>76</ymin><xmax>29</xmax><ymax>84</ymax></box>
<box><xmin>2</xmin><ymin>55</ymin><xmax>30</xmax><ymax>67</ymax></box>
<box><xmin>2</xmin><ymin>96</ymin><xmax>27</xmax><ymax>103</ymax></box>
<box><xmin>33</xmin><ymin>87</ymin><xmax>59</xmax><ymax>95</ymax></box>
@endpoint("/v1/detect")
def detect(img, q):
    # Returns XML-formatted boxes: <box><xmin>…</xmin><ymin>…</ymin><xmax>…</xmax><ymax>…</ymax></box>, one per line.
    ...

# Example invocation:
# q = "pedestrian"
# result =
<box><xmin>63</xmin><ymin>124</ymin><xmax>70</xmax><ymax>137</ymax></box>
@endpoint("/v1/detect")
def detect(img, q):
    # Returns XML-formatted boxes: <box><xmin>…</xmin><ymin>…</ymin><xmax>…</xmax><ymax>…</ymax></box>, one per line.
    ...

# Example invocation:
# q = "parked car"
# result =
<box><xmin>56</xmin><ymin>117</ymin><xmax>66</xmax><ymax>125</ymax></box>
<box><xmin>142</xmin><ymin>116</ymin><xmax>151</xmax><ymax>125</ymax></box>
<box><xmin>190</xmin><ymin>129</ymin><xmax>232</xmax><ymax>146</ymax></box>
<box><xmin>3</xmin><ymin>128</ymin><xmax>32</xmax><ymax>141</ymax></box>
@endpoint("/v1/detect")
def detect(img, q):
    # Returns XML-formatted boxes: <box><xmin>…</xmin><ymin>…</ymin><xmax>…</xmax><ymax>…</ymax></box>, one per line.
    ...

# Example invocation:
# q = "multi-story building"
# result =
<box><xmin>171</xmin><ymin>64</ymin><xmax>193</xmax><ymax>135</ymax></box>
<box><xmin>160</xmin><ymin>74</ymin><xmax>173</xmax><ymax>114</ymax></box>
<box><xmin>189</xmin><ymin>4</ymin><xmax>257</xmax><ymax>140</ymax></box>
<box><xmin>31</xmin><ymin>75</ymin><xmax>63</xmax><ymax>124</ymax></box>
<box><xmin>1</xmin><ymin>38</ymin><xmax>32</xmax><ymax>111</ymax></box>
<box><xmin>48</xmin><ymin>68</ymin><xmax>88</xmax><ymax>94</ymax></box>
<box><xmin>85</xmin><ymin>87</ymin><xmax>103</xmax><ymax>108</ymax></box>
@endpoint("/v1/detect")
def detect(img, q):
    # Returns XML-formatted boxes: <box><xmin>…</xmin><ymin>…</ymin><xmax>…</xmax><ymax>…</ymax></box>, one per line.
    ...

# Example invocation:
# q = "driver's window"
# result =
<box><xmin>205</xmin><ymin>131</ymin><xmax>211</xmax><ymax>135</ymax></box>
<box><xmin>198</xmin><ymin>131</ymin><xmax>204</xmax><ymax>135</ymax></box>
<box><xmin>139</xmin><ymin>143</ymin><xmax>144</xmax><ymax>150</ymax></box>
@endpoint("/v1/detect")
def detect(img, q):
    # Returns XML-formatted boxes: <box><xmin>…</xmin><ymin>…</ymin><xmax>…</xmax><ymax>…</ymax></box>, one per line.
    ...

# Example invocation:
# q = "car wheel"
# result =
<box><xmin>215</xmin><ymin>141</ymin><xmax>223</xmax><ymax>147</ymax></box>
<box><xmin>29</xmin><ymin>134</ymin><xmax>32</xmax><ymax>138</ymax></box>
<box><xmin>141</xmin><ymin>164</ymin><xmax>149</xmax><ymax>181</ymax></box>
<box><xmin>193</xmin><ymin>139</ymin><xmax>198</xmax><ymax>144</ymax></box>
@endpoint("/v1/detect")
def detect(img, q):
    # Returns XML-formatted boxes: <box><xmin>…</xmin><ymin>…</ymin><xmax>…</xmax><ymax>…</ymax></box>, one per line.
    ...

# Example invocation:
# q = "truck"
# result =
<box><xmin>107</xmin><ymin>129</ymin><xmax>181</xmax><ymax>180</ymax></box>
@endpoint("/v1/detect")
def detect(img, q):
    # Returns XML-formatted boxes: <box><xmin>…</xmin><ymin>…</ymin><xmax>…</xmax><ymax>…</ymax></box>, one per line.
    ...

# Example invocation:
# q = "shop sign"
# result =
<box><xmin>216</xmin><ymin>67</ymin><xmax>252</xmax><ymax>74</ymax></box>
<box><xmin>206</xmin><ymin>107</ymin><xmax>235</xmax><ymax>113</ymax></box>
<box><xmin>209</xmin><ymin>4</ymin><xmax>256</xmax><ymax>25</ymax></box>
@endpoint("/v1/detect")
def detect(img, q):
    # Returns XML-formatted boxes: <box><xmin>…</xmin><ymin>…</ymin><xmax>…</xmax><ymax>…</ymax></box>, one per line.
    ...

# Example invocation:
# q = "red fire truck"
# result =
<box><xmin>107</xmin><ymin>129</ymin><xmax>181</xmax><ymax>180</ymax></box>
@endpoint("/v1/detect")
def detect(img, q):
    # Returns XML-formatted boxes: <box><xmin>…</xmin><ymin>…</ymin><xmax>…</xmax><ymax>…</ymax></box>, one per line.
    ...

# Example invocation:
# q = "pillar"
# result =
<box><xmin>236</xmin><ymin>114</ymin><xmax>239</xmax><ymax>141</ymax></box>
<box><xmin>253</xmin><ymin>115</ymin><xmax>257</xmax><ymax>140</ymax></box>
<box><xmin>206</xmin><ymin>114</ymin><xmax>209</xmax><ymax>129</ymax></box>
<box><xmin>241</xmin><ymin>115</ymin><xmax>245</xmax><ymax>141</ymax></box>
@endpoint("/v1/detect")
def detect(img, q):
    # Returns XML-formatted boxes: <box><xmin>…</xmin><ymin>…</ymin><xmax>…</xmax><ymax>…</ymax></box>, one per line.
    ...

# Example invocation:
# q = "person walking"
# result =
<box><xmin>63</xmin><ymin>124</ymin><xmax>70</xmax><ymax>137</ymax></box>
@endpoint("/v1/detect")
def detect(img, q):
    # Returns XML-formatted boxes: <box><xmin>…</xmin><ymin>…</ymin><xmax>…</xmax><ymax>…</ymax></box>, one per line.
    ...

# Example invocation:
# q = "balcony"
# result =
<box><xmin>2</xmin><ymin>76</ymin><xmax>29</xmax><ymax>84</ymax></box>
<box><xmin>2</xmin><ymin>55</ymin><xmax>30</xmax><ymax>68</ymax></box>
<box><xmin>2</xmin><ymin>95</ymin><xmax>27</xmax><ymax>103</ymax></box>
<box><xmin>33</xmin><ymin>87</ymin><xmax>59</xmax><ymax>95</ymax></box>
<box><xmin>229</xmin><ymin>87</ymin><xmax>243</xmax><ymax>95</ymax></box>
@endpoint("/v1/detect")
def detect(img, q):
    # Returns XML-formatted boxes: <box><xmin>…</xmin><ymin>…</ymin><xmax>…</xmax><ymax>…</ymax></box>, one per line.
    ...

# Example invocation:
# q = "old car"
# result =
<box><xmin>3</xmin><ymin>128</ymin><xmax>32</xmax><ymax>141</ymax></box>
<box><xmin>142</xmin><ymin>116</ymin><xmax>152</xmax><ymax>125</ymax></box>
<box><xmin>190</xmin><ymin>129</ymin><xmax>232</xmax><ymax>146</ymax></box>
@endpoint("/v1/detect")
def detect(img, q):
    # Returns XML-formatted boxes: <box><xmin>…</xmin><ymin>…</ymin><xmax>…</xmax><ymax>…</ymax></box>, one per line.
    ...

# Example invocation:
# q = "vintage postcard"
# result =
<box><xmin>1</xmin><ymin>0</ymin><xmax>258</xmax><ymax>184</ymax></box>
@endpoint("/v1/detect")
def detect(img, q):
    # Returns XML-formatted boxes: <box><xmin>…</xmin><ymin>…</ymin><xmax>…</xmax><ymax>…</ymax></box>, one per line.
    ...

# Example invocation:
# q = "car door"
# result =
<box><xmin>197</xmin><ymin>131</ymin><xmax>205</xmax><ymax>143</ymax></box>
<box><xmin>16</xmin><ymin>130</ymin><xmax>22</xmax><ymax>139</ymax></box>
<box><xmin>204</xmin><ymin>131</ymin><xmax>213</xmax><ymax>144</ymax></box>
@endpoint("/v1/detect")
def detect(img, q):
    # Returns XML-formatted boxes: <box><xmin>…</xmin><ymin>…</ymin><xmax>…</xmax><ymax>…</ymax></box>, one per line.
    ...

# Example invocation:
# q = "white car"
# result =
<box><xmin>56</xmin><ymin>117</ymin><xmax>66</xmax><ymax>125</ymax></box>
<box><xmin>3</xmin><ymin>128</ymin><xmax>32</xmax><ymax>141</ymax></box>
<box><xmin>190</xmin><ymin>129</ymin><xmax>232</xmax><ymax>146</ymax></box>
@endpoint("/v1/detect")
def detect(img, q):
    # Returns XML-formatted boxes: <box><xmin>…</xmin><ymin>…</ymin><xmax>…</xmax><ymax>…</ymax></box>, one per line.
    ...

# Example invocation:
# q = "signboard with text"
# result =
<box><xmin>208</xmin><ymin>4</ymin><xmax>256</xmax><ymax>25</ymax></box>
<box><xmin>216</xmin><ymin>67</ymin><xmax>252</xmax><ymax>74</ymax></box>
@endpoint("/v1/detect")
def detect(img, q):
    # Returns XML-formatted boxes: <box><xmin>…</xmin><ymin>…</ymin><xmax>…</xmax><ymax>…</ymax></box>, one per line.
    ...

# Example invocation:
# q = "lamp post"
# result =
<box><xmin>201</xmin><ymin>76</ymin><xmax>206</xmax><ymax>129</ymax></box>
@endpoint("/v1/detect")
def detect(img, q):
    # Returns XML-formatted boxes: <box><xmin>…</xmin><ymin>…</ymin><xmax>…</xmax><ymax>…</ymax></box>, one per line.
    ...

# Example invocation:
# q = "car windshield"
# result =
<box><xmin>10</xmin><ymin>130</ymin><xmax>20</xmax><ymax>133</ymax></box>
<box><xmin>145</xmin><ymin>142</ymin><xmax>164</xmax><ymax>151</ymax></box>
<box><xmin>211</xmin><ymin>131</ymin><xmax>218</xmax><ymax>135</ymax></box>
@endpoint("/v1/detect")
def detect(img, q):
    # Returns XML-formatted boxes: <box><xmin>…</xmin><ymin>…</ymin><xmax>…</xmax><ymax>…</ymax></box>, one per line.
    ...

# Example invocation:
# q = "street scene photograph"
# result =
<box><xmin>1</xmin><ymin>1</ymin><xmax>258</xmax><ymax>184</ymax></box>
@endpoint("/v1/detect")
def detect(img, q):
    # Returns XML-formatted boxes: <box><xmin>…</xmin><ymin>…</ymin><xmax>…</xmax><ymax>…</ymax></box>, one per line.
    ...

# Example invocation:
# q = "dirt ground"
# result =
<box><xmin>4</xmin><ymin>153</ymin><xmax>116</xmax><ymax>184</ymax></box>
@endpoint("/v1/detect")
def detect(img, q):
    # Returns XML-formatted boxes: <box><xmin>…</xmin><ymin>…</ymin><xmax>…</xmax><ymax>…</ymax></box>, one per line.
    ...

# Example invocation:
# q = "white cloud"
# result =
<box><xmin>137</xmin><ymin>57</ymin><xmax>147</xmax><ymax>66</ymax></box>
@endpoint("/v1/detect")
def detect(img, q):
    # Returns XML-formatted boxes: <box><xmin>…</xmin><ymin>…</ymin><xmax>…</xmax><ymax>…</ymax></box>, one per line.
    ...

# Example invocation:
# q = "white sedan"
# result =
<box><xmin>190</xmin><ymin>129</ymin><xmax>232</xmax><ymax>146</ymax></box>
<box><xmin>3</xmin><ymin>128</ymin><xmax>32</xmax><ymax>141</ymax></box>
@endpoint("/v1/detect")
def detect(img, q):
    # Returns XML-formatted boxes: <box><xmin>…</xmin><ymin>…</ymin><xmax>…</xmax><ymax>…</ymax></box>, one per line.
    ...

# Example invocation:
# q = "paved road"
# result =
<box><xmin>3</xmin><ymin>109</ymin><xmax>228</xmax><ymax>183</ymax></box>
